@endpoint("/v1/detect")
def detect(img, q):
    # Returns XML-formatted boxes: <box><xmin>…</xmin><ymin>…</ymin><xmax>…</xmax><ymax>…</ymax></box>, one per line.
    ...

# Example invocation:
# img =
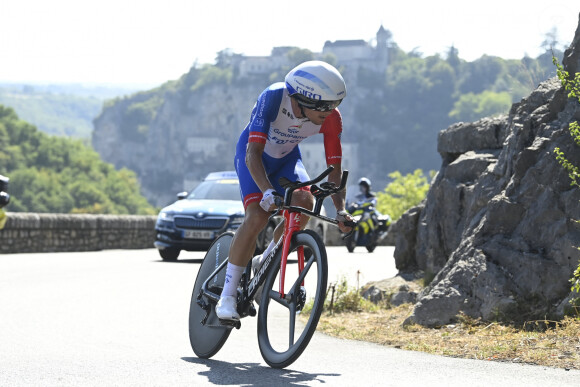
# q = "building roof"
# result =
<box><xmin>323</xmin><ymin>39</ymin><xmax>368</xmax><ymax>48</ymax></box>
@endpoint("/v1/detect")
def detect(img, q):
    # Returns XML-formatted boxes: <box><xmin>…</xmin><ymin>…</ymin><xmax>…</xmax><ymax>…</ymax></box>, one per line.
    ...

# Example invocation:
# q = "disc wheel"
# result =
<box><xmin>257</xmin><ymin>230</ymin><xmax>328</xmax><ymax>368</ymax></box>
<box><xmin>189</xmin><ymin>232</ymin><xmax>234</xmax><ymax>358</ymax></box>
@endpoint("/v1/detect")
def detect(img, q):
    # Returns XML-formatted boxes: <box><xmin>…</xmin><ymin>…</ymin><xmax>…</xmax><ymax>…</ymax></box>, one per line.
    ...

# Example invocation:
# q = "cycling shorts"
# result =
<box><xmin>235</xmin><ymin>144</ymin><xmax>310</xmax><ymax>209</ymax></box>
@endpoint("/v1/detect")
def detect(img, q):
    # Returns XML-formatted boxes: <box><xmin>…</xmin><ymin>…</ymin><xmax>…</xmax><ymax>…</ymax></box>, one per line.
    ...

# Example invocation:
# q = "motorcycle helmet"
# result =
<box><xmin>285</xmin><ymin>61</ymin><xmax>346</xmax><ymax>111</ymax></box>
<box><xmin>358</xmin><ymin>177</ymin><xmax>371</xmax><ymax>190</ymax></box>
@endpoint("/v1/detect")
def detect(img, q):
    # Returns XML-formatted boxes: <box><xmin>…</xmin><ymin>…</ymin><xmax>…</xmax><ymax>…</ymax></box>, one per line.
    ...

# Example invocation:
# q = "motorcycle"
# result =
<box><xmin>343</xmin><ymin>201</ymin><xmax>391</xmax><ymax>253</ymax></box>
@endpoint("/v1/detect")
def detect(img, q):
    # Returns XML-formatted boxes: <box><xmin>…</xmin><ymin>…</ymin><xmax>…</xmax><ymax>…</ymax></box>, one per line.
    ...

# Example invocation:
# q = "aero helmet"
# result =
<box><xmin>285</xmin><ymin>61</ymin><xmax>346</xmax><ymax>111</ymax></box>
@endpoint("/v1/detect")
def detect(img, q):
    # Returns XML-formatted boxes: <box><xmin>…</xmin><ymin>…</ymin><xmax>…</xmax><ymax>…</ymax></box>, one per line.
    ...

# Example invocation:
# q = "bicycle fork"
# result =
<box><xmin>278</xmin><ymin>210</ymin><xmax>305</xmax><ymax>298</ymax></box>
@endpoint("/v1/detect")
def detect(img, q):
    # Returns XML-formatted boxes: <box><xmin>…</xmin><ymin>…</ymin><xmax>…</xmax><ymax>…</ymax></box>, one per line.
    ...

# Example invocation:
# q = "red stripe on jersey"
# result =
<box><xmin>249</xmin><ymin>131</ymin><xmax>268</xmax><ymax>144</ymax></box>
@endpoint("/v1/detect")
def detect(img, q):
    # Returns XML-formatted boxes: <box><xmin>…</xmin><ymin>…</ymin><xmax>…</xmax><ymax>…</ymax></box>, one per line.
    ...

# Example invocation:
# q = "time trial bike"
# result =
<box><xmin>188</xmin><ymin>166</ymin><xmax>353</xmax><ymax>368</ymax></box>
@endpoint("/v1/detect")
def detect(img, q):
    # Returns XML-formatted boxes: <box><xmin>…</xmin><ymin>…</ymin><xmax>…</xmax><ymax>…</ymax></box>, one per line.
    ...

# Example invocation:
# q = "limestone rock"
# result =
<box><xmin>396</xmin><ymin>14</ymin><xmax>580</xmax><ymax>326</ymax></box>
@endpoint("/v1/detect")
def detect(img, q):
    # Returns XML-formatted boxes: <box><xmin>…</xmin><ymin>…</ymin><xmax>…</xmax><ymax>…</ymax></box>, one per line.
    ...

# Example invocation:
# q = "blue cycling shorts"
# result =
<box><xmin>235</xmin><ymin>144</ymin><xmax>310</xmax><ymax>209</ymax></box>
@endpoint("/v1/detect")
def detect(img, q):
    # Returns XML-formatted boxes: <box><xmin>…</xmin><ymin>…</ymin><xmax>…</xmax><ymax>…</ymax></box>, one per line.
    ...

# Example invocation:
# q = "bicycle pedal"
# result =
<box><xmin>219</xmin><ymin>319</ymin><xmax>241</xmax><ymax>329</ymax></box>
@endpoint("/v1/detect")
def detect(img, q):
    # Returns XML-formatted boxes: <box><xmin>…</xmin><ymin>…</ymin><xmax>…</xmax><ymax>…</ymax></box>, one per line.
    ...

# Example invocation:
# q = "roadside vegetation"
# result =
<box><xmin>553</xmin><ymin>56</ymin><xmax>580</xmax><ymax>312</ymax></box>
<box><xmin>304</xmin><ymin>279</ymin><xmax>580</xmax><ymax>370</ymax></box>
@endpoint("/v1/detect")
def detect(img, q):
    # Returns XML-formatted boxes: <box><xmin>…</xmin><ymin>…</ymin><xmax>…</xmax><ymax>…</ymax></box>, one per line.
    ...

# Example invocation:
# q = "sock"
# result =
<box><xmin>260</xmin><ymin>239</ymin><xmax>276</xmax><ymax>264</ymax></box>
<box><xmin>221</xmin><ymin>262</ymin><xmax>245</xmax><ymax>298</ymax></box>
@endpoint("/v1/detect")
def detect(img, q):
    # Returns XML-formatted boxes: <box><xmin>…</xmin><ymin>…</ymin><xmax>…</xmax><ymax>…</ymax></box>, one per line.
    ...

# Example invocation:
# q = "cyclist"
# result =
<box><xmin>216</xmin><ymin>61</ymin><xmax>355</xmax><ymax>321</ymax></box>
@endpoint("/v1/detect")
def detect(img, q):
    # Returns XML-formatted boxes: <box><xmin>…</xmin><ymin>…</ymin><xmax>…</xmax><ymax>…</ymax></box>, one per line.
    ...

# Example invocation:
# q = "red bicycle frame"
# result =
<box><xmin>277</xmin><ymin>209</ymin><xmax>305</xmax><ymax>298</ymax></box>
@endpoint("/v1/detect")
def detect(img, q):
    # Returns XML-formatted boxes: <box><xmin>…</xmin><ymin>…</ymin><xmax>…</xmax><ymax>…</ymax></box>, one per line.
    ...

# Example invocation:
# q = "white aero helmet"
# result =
<box><xmin>285</xmin><ymin>61</ymin><xmax>347</xmax><ymax>111</ymax></box>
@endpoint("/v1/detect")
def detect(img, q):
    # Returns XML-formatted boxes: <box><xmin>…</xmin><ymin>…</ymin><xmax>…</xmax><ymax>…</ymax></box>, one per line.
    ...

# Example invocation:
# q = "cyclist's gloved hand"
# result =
<box><xmin>260</xmin><ymin>189</ymin><xmax>282</xmax><ymax>212</ymax></box>
<box><xmin>336</xmin><ymin>210</ymin><xmax>356</xmax><ymax>233</ymax></box>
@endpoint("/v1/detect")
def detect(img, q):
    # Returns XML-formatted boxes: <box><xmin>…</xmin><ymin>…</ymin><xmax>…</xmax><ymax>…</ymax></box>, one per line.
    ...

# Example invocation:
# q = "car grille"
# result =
<box><xmin>174</xmin><ymin>216</ymin><xmax>228</xmax><ymax>230</ymax></box>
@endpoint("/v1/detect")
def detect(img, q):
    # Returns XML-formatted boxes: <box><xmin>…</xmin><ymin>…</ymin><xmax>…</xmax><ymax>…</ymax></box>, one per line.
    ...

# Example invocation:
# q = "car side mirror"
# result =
<box><xmin>177</xmin><ymin>192</ymin><xmax>188</xmax><ymax>200</ymax></box>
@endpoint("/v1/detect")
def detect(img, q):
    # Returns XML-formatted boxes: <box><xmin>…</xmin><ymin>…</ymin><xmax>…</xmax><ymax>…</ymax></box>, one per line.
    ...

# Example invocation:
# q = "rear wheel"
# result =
<box><xmin>189</xmin><ymin>232</ymin><xmax>233</xmax><ymax>358</ymax></box>
<box><xmin>257</xmin><ymin>230</ymin><xmax>328</xmax><ymax>369</ymax></box>
<box><xmin>159</xmin><ymin>247</ymin><xmax>180</xmax><ymax>261</ymax></box>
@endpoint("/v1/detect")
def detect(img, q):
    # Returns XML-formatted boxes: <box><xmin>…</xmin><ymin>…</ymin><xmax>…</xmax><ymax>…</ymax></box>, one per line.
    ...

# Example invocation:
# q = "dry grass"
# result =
<box><xmin>314</xmin><ymin>305</ymin><xmax>580</xmax><ymax>370</ymax></box>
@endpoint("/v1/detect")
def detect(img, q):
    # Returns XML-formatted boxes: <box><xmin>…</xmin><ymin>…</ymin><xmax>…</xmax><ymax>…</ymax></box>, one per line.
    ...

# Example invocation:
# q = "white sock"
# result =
<box><xmin>221</xmin><ymin>262</ymin><xmax>245</xmax><ymax>298</ymax></box>
<box><xmin>260</xmin><ymin>239</ymin><xmax>276</xmax><ymax>264</ymax></box>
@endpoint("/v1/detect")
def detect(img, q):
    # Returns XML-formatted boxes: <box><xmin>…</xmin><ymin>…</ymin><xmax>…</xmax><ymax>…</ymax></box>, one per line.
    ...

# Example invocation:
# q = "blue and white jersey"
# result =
<box><xmin>237</xmin><ymin>82</ymin><xmax>343</xmax><ymax>164</ymax></box>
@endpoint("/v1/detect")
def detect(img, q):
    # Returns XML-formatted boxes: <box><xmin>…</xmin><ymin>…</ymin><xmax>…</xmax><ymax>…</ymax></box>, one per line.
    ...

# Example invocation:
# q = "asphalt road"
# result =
<box><xmin>1</xmin><ymin>247</ymin><xmax>578</xmax><ymax>386</ymax></box>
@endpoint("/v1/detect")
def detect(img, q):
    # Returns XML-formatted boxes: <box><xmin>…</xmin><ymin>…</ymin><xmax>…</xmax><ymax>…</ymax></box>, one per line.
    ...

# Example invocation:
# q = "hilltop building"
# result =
<box><xmin>232</xmin><ymin>25</ymin><xmax>392</xmax><ymax>78</ymax></box>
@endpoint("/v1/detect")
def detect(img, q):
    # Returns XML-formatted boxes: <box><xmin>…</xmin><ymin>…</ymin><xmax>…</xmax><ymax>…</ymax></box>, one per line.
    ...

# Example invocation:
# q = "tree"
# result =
<box><xmin>449</xmin><ymin>91</ymin><xmax>512</xmax><ymax>122</ymax></box>
<box><xmin>0</xmin><ymin>106</ymin><xmax>156</xmax><ymax>215</ymax></box>
<box><xmin>376</xmin><ymin>169</ymin><xmax>432</xmax><ymax>221</ymax></box>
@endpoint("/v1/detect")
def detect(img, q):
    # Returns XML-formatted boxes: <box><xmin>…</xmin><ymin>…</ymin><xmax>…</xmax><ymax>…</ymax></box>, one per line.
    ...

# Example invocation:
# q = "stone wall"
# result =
<box><xmin>0</xmin><ymin>213</ymin><xmax>157</xmax><ymax>253</ymax></box>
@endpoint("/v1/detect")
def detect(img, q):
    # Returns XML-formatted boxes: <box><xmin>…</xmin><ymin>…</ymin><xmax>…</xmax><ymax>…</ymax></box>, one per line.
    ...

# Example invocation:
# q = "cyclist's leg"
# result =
<box><xmin>258</xmin><ymin>154</ymin><xmax>314</xmax><ymax>265</ymax></box>
<box><xmin>216</xmin><ymin>152</ymin><xmax>272</xmax><ymax>320</ymax></box>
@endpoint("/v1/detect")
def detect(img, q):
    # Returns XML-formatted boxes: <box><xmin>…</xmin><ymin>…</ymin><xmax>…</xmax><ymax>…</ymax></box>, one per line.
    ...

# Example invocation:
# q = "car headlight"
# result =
<box><xmin>159</xmin><ymin>212</ymin><xmax>175</xmax><ymax>222</ymax></box>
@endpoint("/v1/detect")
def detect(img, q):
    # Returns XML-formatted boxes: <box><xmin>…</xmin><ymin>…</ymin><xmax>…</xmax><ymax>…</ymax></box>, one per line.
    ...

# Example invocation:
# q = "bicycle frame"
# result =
<box><xmin>197</xmin><ymin>166</ymin><xmax>351</xmax><ymax>320</ymax></box>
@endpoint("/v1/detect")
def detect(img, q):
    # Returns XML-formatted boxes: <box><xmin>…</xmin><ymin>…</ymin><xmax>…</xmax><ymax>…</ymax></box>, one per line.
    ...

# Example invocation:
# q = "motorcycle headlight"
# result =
<box><xmin>159</xmin><ymin>212</ymin><xmax>175</xmax><ymax>222</ymax></box>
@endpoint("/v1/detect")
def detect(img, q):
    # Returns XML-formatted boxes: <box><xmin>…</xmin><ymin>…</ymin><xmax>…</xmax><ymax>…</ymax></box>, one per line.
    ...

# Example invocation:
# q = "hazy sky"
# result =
<box><xmin>1</xmin><ymin>0</ymin><xmax>578</xmax><ymax>87</ymax></box>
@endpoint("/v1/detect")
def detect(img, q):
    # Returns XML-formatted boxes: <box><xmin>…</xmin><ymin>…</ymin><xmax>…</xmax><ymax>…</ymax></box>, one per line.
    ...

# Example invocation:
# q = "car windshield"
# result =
<box><xmin>187</xmin><ymin>179</ymin><xmax>240</xmax><ymax>201</ymax></box>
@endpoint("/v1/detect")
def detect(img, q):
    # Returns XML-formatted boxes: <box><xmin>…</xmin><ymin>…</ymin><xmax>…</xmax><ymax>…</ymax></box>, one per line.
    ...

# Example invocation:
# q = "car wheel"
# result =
<box><xmin>159</xmin><ymin>248</ymin><xmax>180</xmax><ymax>261</ymax></box>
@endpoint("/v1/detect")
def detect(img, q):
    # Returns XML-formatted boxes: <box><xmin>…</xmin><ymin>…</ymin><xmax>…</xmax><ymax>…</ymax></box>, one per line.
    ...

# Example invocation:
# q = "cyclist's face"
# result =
<box><xmin>303</xmin><ymin>107</ymin><xmax>333</xmax><ymax>125</ymax></box>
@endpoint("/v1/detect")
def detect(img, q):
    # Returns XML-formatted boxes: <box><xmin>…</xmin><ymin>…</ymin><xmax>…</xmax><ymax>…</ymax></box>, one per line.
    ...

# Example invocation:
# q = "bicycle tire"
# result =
<box><xmin>257</xmin><ymin>230</ymin><xmax>328</xmax><ymax>368</ymax></box>
<box><xmin>189</xmin><ymin>232</ymin><xmax>234</xmax><ymax>358</ymax></box>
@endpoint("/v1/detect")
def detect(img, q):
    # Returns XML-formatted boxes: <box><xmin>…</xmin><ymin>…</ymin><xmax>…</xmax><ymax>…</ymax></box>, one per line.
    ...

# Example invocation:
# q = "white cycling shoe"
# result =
<box><xmin>252</xmin><ymin>255</ymin><xmax>264</xmax><ymax>305</ymax></box>
<box><xmin>215</xmin><ymin>295</ymin><xmax>240</xmax><ymax>321</ymax></box>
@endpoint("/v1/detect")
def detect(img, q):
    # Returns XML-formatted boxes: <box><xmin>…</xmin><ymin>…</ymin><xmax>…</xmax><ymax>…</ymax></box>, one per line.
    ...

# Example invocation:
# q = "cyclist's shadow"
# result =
<box><xmin>181</xmin><ymin>357</ymin><xmax>340</xmax><ymax>386</ymax></box>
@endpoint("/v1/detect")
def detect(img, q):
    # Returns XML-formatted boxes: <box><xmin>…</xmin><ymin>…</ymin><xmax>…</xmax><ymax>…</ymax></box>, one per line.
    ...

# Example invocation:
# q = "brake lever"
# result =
<box><xmin>268</xmin><ymin>195</ymin><xmax>284</xmax><ymax>218</ymax></box>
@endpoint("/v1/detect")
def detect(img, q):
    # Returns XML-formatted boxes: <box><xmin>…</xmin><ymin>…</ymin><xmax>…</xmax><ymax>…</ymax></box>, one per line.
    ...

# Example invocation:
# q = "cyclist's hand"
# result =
<box><xmin>336</xmin><ymin>210</ymin><xmax>355</xmax><ymax>233</ymax></box>
<box><xmin>260</xmin><ymin>189</ymin><xmax>282</xmax><ymax>212</ymax></box>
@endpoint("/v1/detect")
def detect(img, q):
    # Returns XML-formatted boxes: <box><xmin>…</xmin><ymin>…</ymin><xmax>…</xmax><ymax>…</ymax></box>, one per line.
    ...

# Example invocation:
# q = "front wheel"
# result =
<box><xmin>189</xmin><ymin>232</ymin><xmax>233</xmax><ymax>359</ymax></box>
<box><xmin>257</xmin><ymin>230</ymin><xmax>328</xmax><ymax>369</ymax></box>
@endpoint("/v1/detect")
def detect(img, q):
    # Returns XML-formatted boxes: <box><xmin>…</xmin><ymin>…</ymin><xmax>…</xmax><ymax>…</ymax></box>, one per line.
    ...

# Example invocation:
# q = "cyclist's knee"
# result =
<box><xmin>292</xmin><ymin>190</ymin><xmax>313</xmax><ymax>226</ymax></box>
<box><xmin>242</xmin><ymin>203</ymin><xmax>270</xmax><ymax>232</ymax></box>
<box><xmin>292</xmin><ymin>189</ymin><xmax>314</xmax><ymax>209</ymax></box>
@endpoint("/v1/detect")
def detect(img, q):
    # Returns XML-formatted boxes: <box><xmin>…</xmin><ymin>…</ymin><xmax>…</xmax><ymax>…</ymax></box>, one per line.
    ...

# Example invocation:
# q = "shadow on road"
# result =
<box><xmin>156</xmin><ymin>258</ymin><xmax>204</xmax><ymax>264</ymax></box>
<box><xmin>181</xmin><ymin>357</ymin><xmax>340</xmax><ymax>386</ymax></box>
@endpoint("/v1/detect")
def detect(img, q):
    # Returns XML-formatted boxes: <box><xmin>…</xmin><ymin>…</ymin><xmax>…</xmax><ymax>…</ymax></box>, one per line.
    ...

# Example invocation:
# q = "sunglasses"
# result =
<box><xmin>294</xmin><ymin>95</ymin><xmax>342</xmax><ymax>112</ymax></box>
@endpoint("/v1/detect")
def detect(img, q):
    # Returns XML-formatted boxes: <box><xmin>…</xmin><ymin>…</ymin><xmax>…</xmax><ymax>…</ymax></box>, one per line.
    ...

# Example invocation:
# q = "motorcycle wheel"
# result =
<box><xmin>345</xmin><ymin>233</ymin><xmax>356</xmax><ymax>253</ymax></box>
<box><xmin>366</xmin><ymin>243</ymin><xmax>377</xmax><ymax>253</ymax></box>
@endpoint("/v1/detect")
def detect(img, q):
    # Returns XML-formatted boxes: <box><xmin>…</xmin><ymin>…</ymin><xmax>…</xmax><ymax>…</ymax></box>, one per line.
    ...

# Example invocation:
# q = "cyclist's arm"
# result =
<box><xmin>245</xmin><ymin>142</ymin><xmax>275</xmax><ymax>193</ymax></box>
<box><xmin>327</xmin><ymin>163</ymin><xmax>347</xmax><ymax>213</ymax></box>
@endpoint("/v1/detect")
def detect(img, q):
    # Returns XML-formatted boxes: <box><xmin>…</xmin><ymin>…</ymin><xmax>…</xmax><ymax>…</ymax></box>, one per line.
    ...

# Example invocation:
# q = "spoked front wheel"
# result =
<box><xmin>189</xmin><ymin>232</ymin><xmax>234</xmax><ymax>358</ymax></box>
<box><xmin>257</xmin><ymin>230</ymin><xmax>328</xmax><ymax>368</ymax></box>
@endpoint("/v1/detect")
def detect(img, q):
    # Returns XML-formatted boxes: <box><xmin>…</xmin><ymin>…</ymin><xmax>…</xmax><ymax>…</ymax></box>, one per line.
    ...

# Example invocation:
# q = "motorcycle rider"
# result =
<box><xmin>351</xmin><ymin>177</ymin><xmax>379</xmax><ymax>234</ymax></box>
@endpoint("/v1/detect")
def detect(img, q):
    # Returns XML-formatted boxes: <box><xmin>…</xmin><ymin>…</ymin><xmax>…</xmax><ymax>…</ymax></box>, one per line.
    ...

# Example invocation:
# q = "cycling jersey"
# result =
<box><xmin>235</xmin><ymin>82</ymin><xmax>343</xmax><ymax>208</ymax></box>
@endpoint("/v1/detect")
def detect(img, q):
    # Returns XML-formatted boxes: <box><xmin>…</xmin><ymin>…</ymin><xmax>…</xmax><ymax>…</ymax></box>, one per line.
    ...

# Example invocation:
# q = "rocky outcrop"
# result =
<box><xmin>394</xmin><ymin>14</ymin><xmax>580</xmax><ymax>326</ymax></box>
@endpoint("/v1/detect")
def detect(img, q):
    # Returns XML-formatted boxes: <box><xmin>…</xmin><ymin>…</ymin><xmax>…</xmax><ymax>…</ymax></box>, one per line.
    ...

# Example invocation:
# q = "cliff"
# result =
<box><xmin>392</xmin><ymin>14</ymin><xmax>580</xmax><ymax>326</ymax></box>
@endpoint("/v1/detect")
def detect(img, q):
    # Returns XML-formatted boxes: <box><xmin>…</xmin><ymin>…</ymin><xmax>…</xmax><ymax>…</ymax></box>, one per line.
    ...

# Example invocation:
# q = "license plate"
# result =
<box><xmin>183</xmin><ymin>230</ymin><xmax>214</xmax><ymax>240</ymax></box>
